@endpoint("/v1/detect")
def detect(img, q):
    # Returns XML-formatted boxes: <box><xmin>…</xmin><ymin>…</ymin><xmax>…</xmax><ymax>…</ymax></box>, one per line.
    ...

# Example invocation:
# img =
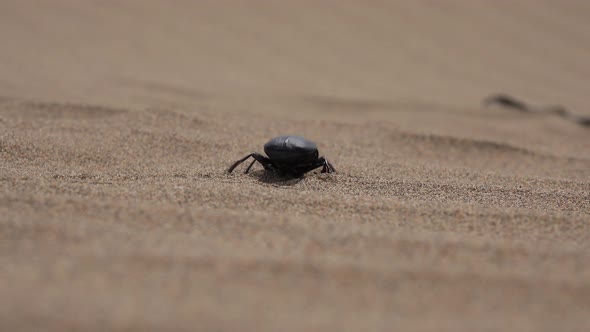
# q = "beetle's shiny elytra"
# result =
<box><xmin>227</xmin><ymin>135</ymin><xmax>335</xmax><ymax>176</ymax></box>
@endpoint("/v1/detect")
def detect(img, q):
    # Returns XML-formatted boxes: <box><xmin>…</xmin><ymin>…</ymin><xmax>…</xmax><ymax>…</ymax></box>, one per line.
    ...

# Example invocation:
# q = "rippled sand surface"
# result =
<box><xmin>1</xmin><ymin>1</ymin><xmax>589</xmax><ymax>331</ymax></box>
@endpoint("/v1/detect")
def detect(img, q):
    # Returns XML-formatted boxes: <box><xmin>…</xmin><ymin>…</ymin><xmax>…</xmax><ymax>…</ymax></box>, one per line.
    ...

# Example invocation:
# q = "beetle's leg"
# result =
<box><xmin>228</xmin><ymin>153</ymin><xmax>255</xmax><ymax>173</ymax></box>
<box><xmin>293</xmin><ymin>163</ymin><xmax>321</xmax><ymax>175</ymax></box>
<box><xmin>323</xmin><ymin>159</ymin><xmax>336</xmax><ymax>173</ymax></box>
<box><xmin>228</xmin><ymin>153</ymin><xmax>274</xmax><ymax>174</ymax></box>
<box><xmin>319</xmin><ymin>158</ymin><xmax>335</xmax><ymax>173</ymax></box>
<box><xmin>294</xmin><ymin>157</ymin><xmax>335</xmax><ymax>175</ymax></box>
<box><xmin>245</xmin><ymin>156</ymin><xmax>273</xmax><ymax>173</ymax></box>
<box><xmin>244</xmin><ymin>159</ymin><xmax>257</xmax><ymax>173</ymax></box>
<box><xmin>247</xmin><ymin>153</ymin><xmax>274</xmax><ymax>173</ymax></box>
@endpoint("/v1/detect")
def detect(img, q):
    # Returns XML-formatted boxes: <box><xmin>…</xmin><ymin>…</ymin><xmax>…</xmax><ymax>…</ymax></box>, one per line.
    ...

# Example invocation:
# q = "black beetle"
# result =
<box><xmin>227</xmin><ymin>135</ymin><xmax>335</xmax><ymax>176</ymax></box>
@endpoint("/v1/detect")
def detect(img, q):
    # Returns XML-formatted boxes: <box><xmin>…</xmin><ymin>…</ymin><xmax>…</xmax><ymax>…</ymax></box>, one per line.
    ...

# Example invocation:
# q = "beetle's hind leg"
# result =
<box><xmin>294</xmin><ymin>157</ymin><xmax>335</xmax><ymax>176</ymax></box>
<box><xmin>227</xmin><ymin>153</ymin><xmax>274</xmax><ymax>174</ymax></box>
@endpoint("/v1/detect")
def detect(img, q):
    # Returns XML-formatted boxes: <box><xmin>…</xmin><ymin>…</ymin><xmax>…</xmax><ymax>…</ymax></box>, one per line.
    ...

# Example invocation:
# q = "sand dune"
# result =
<box><xmin>1</xmin><ymin>1</ymin><xmax>590</xmax><ymax>331</ymax></box>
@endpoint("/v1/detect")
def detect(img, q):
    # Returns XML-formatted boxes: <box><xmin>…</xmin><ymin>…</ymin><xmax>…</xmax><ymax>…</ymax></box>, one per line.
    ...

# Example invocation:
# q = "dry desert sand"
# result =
<box><xmin>1</xmin><ymin>1</ymin><xmax>590</xmax><ymax>331</ymax></box>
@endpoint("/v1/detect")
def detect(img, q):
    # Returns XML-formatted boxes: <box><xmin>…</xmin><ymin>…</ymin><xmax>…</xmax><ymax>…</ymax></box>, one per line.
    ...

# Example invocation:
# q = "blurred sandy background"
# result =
<box><xmin>1</xmin><ymin>1</ymin><xmax>589</xmax><ymax>331</ymax></box>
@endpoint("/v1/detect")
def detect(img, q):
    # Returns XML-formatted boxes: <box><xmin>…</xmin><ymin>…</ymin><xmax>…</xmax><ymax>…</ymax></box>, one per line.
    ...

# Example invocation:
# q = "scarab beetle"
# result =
<box><xmin>227</xmin><ymin>135</ymin><xmax>335</xmax><ymax>176</ymax></box>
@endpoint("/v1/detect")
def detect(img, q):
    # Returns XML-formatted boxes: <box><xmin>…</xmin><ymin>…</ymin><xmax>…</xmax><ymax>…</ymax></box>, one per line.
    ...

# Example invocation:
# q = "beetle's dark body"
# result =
<box><xmin>264</xmin><ymin>136</ymin><xmax>319</xmax><ymax>167</ymax></box>
<box><xmin>228</xmin><ymin>135</ymin><xmax>335</xmax><ymax>176</ymax></box>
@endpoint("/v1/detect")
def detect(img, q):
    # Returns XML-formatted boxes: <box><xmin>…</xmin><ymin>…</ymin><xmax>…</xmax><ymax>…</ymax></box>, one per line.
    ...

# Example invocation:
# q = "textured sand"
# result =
<box><xmin>1</xmin><ymin>1</ymin><xmax>590</xmax><ymax>331</ymax></box>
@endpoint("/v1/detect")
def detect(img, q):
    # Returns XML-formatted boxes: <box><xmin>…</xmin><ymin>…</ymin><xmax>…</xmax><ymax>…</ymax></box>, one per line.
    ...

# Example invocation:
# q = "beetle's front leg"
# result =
<box><xmin>322</xmin><ymin>159</ymin><xmax>336</xmax><ymax>173</ymax></box>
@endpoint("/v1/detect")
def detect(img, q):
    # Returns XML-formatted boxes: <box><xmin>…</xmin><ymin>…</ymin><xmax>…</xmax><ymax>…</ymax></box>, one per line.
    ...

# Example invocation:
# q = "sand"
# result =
<box><xmin>1</xmin><ymin>1</ymin><xmax>590</xmax><ymax>331</ymax></box>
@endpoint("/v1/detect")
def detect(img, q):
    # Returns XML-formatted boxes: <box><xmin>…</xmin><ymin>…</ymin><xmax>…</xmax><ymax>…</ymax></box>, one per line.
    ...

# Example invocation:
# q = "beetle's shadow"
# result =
<box><xmin>250</xmin><ymin>171</ymin><xmax>303</xmax><ymax>186</ymax></box>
